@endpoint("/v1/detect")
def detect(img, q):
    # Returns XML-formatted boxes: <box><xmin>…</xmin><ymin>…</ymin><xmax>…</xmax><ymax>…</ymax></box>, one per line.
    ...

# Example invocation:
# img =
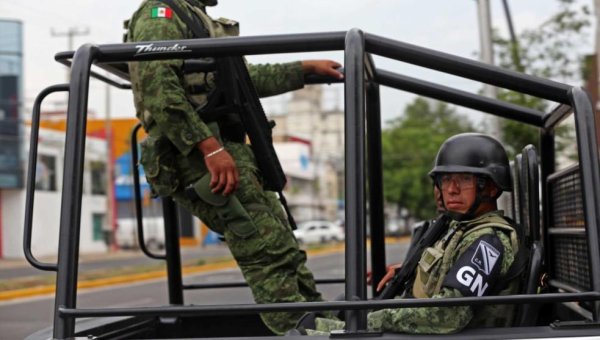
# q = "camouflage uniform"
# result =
<box><xmin>126</xmin><ymin>0</ymin><xmax>324</xmax><ymax>334</ymax></box>
<box><xmin>311</xmin><ymin>211</ymin><xmax>519</xmax><ymax>335</ymax></box>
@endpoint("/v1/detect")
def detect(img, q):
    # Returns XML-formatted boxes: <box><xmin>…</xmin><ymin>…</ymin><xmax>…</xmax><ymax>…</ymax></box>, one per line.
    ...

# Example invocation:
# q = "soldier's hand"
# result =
<box><xmin>376</xmin><ymin>263</ymin><xmax>402</xmax><ymax>292</ymax></box>
<box><xmin>302</xmin><ymin>60</ymin><xmax>344</xmax><ymax>80</ymax></box>
<box><xmin>198</xmin><ymin>137</ymin><xmax>239</xmax><ymax>196</ymax></box>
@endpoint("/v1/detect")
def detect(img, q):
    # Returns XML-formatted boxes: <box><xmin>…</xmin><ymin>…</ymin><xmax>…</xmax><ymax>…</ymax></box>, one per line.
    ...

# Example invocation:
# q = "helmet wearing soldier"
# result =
<box><xmin>429</xmin><ymin>133</ymin><xmax>511</xmax><ymax>221</ymax></box>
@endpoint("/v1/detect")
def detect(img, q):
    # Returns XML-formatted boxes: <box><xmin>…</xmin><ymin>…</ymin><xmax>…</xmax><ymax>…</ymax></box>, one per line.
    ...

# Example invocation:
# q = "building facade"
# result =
<box><xmin>269</xmin><ymin>85</ymin><xmax>344</xmax><ymax>222</ymax></box>
<box><xmin>1</xmin><ymin>127</ymin><xmax>109</xmax><ymax>258</ymax></box>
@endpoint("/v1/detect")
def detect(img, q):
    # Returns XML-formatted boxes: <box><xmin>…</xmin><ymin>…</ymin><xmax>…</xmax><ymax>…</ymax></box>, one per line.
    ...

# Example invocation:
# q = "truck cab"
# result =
<box><xmin>23</xmin><ymin>28</ymin><xmax>600</xmax><ymax>339</ymax></box>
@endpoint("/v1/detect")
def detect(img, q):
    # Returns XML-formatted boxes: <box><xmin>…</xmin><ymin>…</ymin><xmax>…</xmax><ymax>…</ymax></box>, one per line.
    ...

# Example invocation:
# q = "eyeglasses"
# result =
<box><xmin>438</xmin><ymin>173</ymin><xmax>476</xmax><ymax>190</ymax></box>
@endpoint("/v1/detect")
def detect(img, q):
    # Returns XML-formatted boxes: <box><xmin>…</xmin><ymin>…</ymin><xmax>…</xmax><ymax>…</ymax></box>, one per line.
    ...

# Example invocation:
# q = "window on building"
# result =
<box><xmin>35</xmin><ymin>154</ymin><xmax>56</xmax><ymax>191</ymax></box>
<box><xmin>92</xmin><ymin>213</ymin><xmax>105</xmax><ymax>241</ymax></box>
<box><xmin>90</xmin><ymin>161</ymin><xmax>107</xmax><ymax>195</ymax></box>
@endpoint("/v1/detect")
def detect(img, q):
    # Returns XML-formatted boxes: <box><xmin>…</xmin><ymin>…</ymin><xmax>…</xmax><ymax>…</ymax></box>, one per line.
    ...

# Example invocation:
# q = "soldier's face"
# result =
<box><xmin>440</xmin><ymin>173</ymin><xmax>477</xmax><ymax>214</ymax></box>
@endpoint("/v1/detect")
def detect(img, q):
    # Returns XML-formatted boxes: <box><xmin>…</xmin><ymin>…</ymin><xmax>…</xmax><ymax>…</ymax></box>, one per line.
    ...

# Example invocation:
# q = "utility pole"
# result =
<box><xmin>475</xmin><ymin>0</ymin><xmax>502</xmax><ymax>141</ymax></box>
<box><xmin>51</xmin><ymin>27</ymin><xmax>90</xmax><ymax>81</ymax></box>
<box><xmin>105</xmin><ymin>84</ymin><xmax>117</xmax><ymax>251</ymax></box>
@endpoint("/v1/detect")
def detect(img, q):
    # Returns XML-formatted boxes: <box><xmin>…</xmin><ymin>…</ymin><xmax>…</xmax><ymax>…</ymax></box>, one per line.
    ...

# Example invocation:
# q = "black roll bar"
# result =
<box><xmin>522</xmin><ymin>145</ymin><xmax>540</xmax><ymax>243</ymax></box>
<box><xmin>365</xmin><ymin>32</ymin><xmax>573</xmax><ymax>104</ymax></box>
<box><xmin>130</xmin><ymin>123</ymin><xmax>166</xmax><ymax>260</ymax></box>
<box><xmin>343</xmin><ymin>28</ymin><xmax>368</xmax><ymax>331</ymax></box>
<box><xmin>23</xmin><ymin>84</ymin><xmax>69</xmax><ymax>272</ymax></box>
<box><xmin>182</xmin><ymin>278</ymin><xmax>345</xmax><ymax>291</ymax></box>
<box><xmin>53</xmin><ymin>44</ymin><xmax>98</xmax><ymax>339</ymax></box>
<box><xmin>375</xmin><ymin>69</ymin><xmax>545</xmax><ymax>126</ymax></box>
<box><xmin>569</xmin><ymin>88</ymin><xmax>600</xmax><ymax>319</ymax></box>
<box><xmin>161</xmin><ymin>197</ymin><xmax>184</xmax><ymax>305</ymax></box>
<box><xmin>366</xmin><ymin>62</ymin><xmax>387</xmax><ymax>296</ymax></box>
<box><xmin>55</xmin><ymin>55</ymin><xmax>131</xmax><ymax>90</ymax></box>
<box><xmin>58</xmin><ymin>292</ymin><xmax>600</xmax><ymax>318</ymax></box>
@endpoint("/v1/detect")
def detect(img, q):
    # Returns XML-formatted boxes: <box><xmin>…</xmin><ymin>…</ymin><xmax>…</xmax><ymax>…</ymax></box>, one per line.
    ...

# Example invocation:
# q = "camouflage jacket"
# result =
<box><xmin>126</xmin><ymin>0</ymin><xmax>305</xmax><ymax>157</ymax></box>
<box><xmin>312</xmin><ymin>211</ymin><xmax>519</xmax><ymax>335</ymax></box>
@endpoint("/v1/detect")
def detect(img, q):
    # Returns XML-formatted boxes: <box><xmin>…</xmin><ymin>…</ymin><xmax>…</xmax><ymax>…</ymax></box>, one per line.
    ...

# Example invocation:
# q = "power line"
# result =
<box><xmin>50</xmin><ymin>26</ymin><xmax>89</xmax><ymax>81</ymax></box>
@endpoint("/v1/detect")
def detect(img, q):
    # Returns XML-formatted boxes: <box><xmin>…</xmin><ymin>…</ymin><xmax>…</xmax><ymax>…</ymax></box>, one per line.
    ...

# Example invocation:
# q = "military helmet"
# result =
<box><xmin>200</xmin><ymin>0</ymin><xmax>218</xmax><ymax>6</ymax></box>
<box><xmin>429</xmin><ymin>133</ymin><xmax>512</xmax><ymax>191</ymax></box>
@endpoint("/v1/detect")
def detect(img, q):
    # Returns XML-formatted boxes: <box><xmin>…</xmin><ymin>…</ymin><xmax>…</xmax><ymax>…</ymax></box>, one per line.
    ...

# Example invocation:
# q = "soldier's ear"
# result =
<box><xmin>486</xmin><ymin>181</ymin><xmax>499</xmax><ymax>199</ymax></box>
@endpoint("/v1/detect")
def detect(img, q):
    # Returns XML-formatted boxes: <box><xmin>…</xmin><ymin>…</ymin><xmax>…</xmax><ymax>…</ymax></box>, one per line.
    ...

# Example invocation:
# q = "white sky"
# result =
<box><xmin>0</xmin><ymin>0</ymin><xmax>595</xmax><ymax>126</ymax></box>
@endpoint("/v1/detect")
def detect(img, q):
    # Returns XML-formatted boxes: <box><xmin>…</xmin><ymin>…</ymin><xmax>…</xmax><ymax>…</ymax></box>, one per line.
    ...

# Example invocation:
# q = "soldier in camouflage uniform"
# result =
<box><xmin>125</xmin><ymin>0</ymin><xmax>343</xmax><ymax>335</ymax></box>
<box><xmin>308</xmin><ymin>133</ymin><xmax>520</xmax><ymax>335</ymax></box>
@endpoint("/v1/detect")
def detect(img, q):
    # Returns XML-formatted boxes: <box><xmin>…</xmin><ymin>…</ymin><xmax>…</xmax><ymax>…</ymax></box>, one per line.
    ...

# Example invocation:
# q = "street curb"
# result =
<box><xmin>0</xmin><ymin>243</ymin><xmax>346</xmax><ymax>301</ymax></box>
<box><xmin>0</xmin><ymin>237</ymin><xmax>407</xmax><ymax>302</ymax></box>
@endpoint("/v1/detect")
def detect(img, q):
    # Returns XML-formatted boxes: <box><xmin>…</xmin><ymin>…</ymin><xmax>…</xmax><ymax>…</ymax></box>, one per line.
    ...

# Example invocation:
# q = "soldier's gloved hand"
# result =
<box><xmin>198</xmin><ymin>137</ymin><xmax>239</xmax><ymax>196</ymax></box>
<box><xmin>301</xmin><ymin>60</ymin><xmax>344</xmax><ymax>80</ymax></box>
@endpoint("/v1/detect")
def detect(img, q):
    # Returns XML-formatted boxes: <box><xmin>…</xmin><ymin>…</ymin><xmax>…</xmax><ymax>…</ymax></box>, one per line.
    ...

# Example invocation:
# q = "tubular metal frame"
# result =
<box><xmin>23</xmin><ymin>84</ymin><xmax>69</xmax><ymax>272</ymax></box>
<box><xmin>37</xmin><ymin>29</ymin><xmax>600</xmax><ymax>339</ymax></box>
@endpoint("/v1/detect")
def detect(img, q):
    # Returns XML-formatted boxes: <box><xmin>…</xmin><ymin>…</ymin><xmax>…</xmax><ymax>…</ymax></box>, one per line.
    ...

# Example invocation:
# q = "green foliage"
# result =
<box><xmin>493</xmin><ymin>0</ymin><xmax>591</xmax><ymax>157</ymax></box>
<box><xmin>382</xmin><ymin>98</ymin><xmax>475</xmax><ymax>220</ymax></box>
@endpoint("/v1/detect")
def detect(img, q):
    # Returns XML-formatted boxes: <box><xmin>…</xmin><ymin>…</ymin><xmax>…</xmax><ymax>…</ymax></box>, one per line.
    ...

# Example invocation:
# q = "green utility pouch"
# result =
<box><xmin>187</xmin><ymin>174</ymin><xmax>257</xmax><ymax>239</ymax></box>
<box><xmin>140</xmin><ymin>136</ymin><xmax>179</xmax><ymax>197</ymax></box>
<box><xmin>418</xmin><ymin>246</ymin><xmax>444</xmax><ymax>276</ymax></box>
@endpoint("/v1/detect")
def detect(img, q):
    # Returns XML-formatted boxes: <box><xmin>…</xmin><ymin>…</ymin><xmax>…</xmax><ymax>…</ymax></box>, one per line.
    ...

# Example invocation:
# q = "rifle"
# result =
<box><xmin>214</xmin><ymin>57</ymin><xmax>288</xmax><ymax>193</ymax></box>
<box><xmin>212</xmin><ymin>56</ymin><xmax>298</xmax><ymax>229</ymax></box>
<box><xmin>376</xmin><ymin>213</ymin><xmax>452</xmax><ymax>300</ymax></box>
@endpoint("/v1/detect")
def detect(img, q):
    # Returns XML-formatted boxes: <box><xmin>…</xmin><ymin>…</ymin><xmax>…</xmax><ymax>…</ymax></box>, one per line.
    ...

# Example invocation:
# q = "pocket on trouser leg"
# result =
<box><xmin>139</xmin><ymin>136</ymin><xmax>179</xmax><ymax>197</ymax></box>
<box><xmin>188</xmin><ymin>173</ymin><xmax>259</xmax><ymax>240</ymax></box>
<box><xmin>171</xmin><ymin>190</ymin><xmax>225</xmax><ymax>235</ymax></box>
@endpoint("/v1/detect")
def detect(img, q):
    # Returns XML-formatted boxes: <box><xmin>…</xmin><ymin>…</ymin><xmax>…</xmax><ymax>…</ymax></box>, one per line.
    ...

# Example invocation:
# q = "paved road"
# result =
<box><xmin>0</xmin><ymin>245</ymin><xmax>232</xmax><ymax>280</ymax></box>
<box><xmin>0</xmin><ymin>242</ymin><xmax>408</xmax><ymax>339</ymax></box>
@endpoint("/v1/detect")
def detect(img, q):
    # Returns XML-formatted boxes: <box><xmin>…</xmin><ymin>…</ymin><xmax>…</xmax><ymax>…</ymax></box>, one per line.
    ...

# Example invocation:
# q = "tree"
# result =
<box><xmin>382</xmin><ymin>98</ymin><xmax>475</xmax><ymax>221</ymax></box>
<box><xmin>494</xmin><ymin>0</ymin><xmax>591</xmax><ymax>157</ymax></box>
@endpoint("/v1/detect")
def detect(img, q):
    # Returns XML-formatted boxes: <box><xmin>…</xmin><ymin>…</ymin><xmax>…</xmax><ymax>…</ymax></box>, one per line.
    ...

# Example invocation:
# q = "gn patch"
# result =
<box><xmin>443</xmin><ymin>233</ymin><xmax>504</xmax><ymax>297</ymax></box>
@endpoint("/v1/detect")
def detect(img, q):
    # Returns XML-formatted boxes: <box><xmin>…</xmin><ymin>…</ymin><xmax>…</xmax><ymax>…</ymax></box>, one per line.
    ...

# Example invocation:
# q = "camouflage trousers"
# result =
<box><xmin>169</xmin><ymin>141</ymin><xmax>324</xmax><ymax>335</ymax></box>
<box><xmin>308</xmin><ymin>307</ymin><xmax>469</xmax><ymax>335</ymax></box>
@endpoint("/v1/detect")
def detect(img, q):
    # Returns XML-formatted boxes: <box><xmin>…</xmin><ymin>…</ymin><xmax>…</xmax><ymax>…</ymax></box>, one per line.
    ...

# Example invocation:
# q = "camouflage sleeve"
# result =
<box><xmin>248</xmin><ymin>62</ymin><xmax>304</xmax><ymax>98</ymax></box>
<box><xmin>128</xmin><ymin>0</ymin><xmax>213</xmax><ymax>156</ymax></box>
<box><xmin>454</xmin><ymin>228</ymin><xmax>516</xmax><ymax>277</ymax></box>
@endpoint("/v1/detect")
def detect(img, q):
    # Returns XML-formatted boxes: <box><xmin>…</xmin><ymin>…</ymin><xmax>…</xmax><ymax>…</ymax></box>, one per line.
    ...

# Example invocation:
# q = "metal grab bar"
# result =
<box><xmin>58</xmin><ymin>291</ymin><xmax>600</xmax><ymax>318</ymax></box>
<box><xmin>23</xmin><ymin>84</ymin><xmax>69</xmax><ymax>272</ymax></box>
<box><xmin>130</xmin><ymin>123</ymin><xmax>166</xmax><ymax>260</ymax></box>
<box><xmin>183</xmin><ymin>278</ymin><xmax>345</xmax><ymax>290</ymax></box>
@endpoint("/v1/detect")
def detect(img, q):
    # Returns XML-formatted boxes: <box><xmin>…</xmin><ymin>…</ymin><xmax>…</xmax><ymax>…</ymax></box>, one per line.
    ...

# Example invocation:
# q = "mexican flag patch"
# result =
<box><xmin>151</xmin><ymin>7</ymin><xmax>172</xmax><ymax>19</ymax></box>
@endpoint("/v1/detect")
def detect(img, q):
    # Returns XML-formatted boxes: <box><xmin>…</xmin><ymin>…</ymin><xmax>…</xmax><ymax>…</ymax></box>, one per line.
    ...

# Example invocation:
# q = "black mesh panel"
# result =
<box><xmin>550</xmin><ymin>169</ymin><xmax>584</xmax><ymax>229</ymax></box>
<box><xmin>551</xmin><ymin>235</ymin><xmax>591</xmax><ymax>291</ymax></box>
<box><xmin>548</xmin><ymin>166</ymin><xmax>591</xmax><ymax>291</ymax></box>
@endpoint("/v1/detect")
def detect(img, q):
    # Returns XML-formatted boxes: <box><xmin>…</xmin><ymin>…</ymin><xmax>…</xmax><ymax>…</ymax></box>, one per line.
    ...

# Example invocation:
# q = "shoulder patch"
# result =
<box><xmin>471</xmin><ymin>239</ymin><xmax>500</xmax><ymax>275</ymax></box>
<box><xmin>151</xmin><ymin>7</ymin><xmax>173</xmax><ymax>19</ymax></box>
<box><xmin>442</xmin><ymin>233</ymin><xmax>504</xmax><ymax>297</ymax></box>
